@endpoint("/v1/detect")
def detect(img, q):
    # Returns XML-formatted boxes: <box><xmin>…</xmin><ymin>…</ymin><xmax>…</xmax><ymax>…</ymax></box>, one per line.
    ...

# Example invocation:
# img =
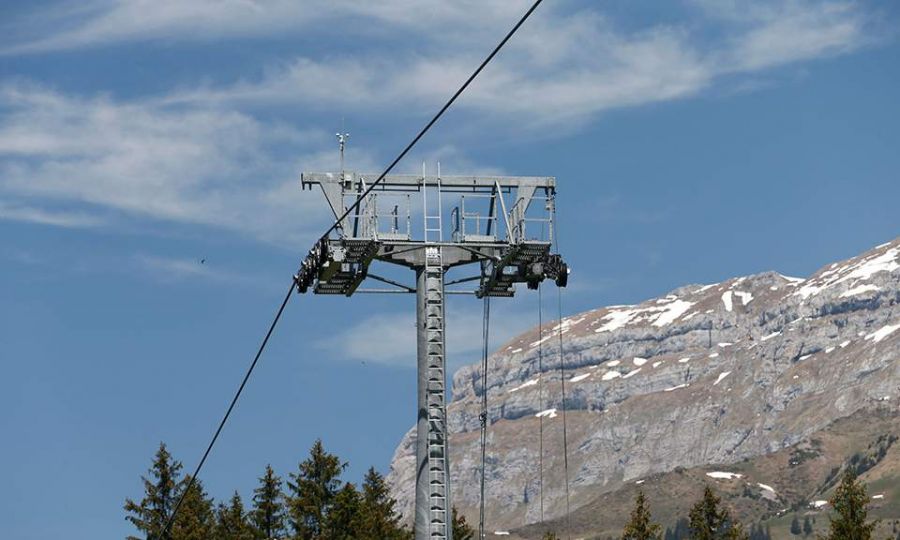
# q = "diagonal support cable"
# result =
<box><xmin>317</xmin><ymin>0</ymin><xmax>545</xmax><ymax>242</ymax></box>
<box><xmin>156</xmin><ymin>1</ymin><xmax>547</xmax><ymax>536</ymax></box>
<box><xmin>158</xmin><ymin>279</ymin><xmax>296</xmax><ymax>539</ymax></box>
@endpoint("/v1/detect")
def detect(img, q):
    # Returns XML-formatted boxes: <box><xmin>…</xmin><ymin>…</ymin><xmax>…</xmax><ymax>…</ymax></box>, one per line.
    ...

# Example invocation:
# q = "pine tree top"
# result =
<box><xmin>621</xmin><ymin>490</ymin><xmax>662</xmax><ymax>540</ymax></box>
<box><xmin>124</xmin><ymin>442</ymin><xmax>184</xmax><ymax>540</ymax></box>
<box><xmin>824</xmin><ymin>468</ymin><xmax>878</xmax><ymax>540</ymax></box>
<box><xmin>688</xmin><ymin>485</ymin><xmax>748</xmax><ymax>540</ymax></box>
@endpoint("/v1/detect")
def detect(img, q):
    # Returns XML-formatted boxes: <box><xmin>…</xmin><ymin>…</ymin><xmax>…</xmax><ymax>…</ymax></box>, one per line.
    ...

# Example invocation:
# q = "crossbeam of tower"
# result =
<box><xmin>295</xmin><ymin>162</ymin><xmax>567</xmax><ymax>540</ymax></box>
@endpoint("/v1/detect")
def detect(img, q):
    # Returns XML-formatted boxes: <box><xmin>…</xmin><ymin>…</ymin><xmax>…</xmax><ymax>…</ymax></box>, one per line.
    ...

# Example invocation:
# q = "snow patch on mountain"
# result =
<box><xmin>722</xmin><ymin>291</ymin><xmax>733</xmax><ymax>312</ymax></box>
<box><xmin>594</xmin><ymin>299</ymin><xmax>695</xmax><ymax>333</ymax></box>
<box><xmin>840</xmin><ymin>284</ymin><xmax>880</xmax><ymax>297</ymax></box>
<box><xmin>865</xmin><ymin>322</ymin><xmax>900</xmax><ymax>343</ymax></box>
<box><xmin>707</xmin><ymin>471</ymin><xmax>743</xmax><ymax>480</ymax></box>
<box><xmin>602</xmin><ymin>370</ymin><xmax>622</xmax><ymax>381</ymax></box>
<box><xmin>795</xmin><ymin>245</ymin><xmax>899</xmax><ymax>299</ymax></box>
<box><xmin>508</xmin><ymin>379</ymin><xmax>538</xmax><ymax>393</ymax></box>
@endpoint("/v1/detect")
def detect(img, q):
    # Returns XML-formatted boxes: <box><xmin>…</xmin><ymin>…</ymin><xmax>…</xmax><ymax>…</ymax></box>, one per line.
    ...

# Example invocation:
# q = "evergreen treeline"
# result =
<box><xmin>631</xmin><ymin>469</ymin><xmax>879</xmax><ymax>540</ymax></box>
<box><xmin>125</xmin><ymin>440</ymin><xmax>475</xmax><ymax>540</ymax></box>
<box><xmin>645</xmin><ymin>485</ymin><xmax>748</xmax><ymax>540</ymax></box>
<box><xmin>127</xmin><ymin>444</ymin><xmax>882</xmax><ymax>540</ymax></box>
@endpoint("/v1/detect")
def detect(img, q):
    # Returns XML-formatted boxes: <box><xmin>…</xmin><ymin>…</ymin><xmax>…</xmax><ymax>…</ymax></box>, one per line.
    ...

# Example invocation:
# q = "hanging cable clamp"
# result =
<box><xmin>294</xmin><ymin>237</ymin><xmax>333</xmax><ymax>293</ymax></box>
<box><xmin>524</xmin><ymin>253</ymin><xmax>569</xmax><ymax>290</ymax></box>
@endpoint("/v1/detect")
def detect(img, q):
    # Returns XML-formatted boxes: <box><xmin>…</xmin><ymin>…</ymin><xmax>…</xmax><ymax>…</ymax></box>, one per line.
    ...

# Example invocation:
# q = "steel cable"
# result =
<box><xmin>537</xmin><ymin>284</ymin><xmax>545</xmax><ymax>525</ymax></box>
<box><xmin>158</xmin><ymin>280</ymin><xmax>295</xmax><ymax>539</ymax></box>
<box><xmin>156</xmin><ymin>1</ymin><xmax>546</xmax><ymax>536</ymax></box>
<box><xmin>478</xmin><ymin>296</ymin><xmax>491</xmax><ymax>540</ymax></box>
<box><xmin>554</xmin><ymin>200</ymin><xmax>573</xmax><ymax>539</ymax></box>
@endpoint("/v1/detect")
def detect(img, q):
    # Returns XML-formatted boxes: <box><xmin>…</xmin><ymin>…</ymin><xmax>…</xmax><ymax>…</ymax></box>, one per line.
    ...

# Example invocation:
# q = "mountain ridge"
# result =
<box><xmin>387</xmin><ymin>236</ymin><xmax>900</xmax><ymax>536</ymax></box>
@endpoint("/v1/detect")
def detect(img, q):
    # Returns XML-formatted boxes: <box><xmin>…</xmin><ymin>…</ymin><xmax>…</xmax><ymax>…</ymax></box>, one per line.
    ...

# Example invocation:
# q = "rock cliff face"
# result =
<box><xmin>387</xmin><ymin>237</ymin><xmax>900</xmax><ymax>531</ymax></box>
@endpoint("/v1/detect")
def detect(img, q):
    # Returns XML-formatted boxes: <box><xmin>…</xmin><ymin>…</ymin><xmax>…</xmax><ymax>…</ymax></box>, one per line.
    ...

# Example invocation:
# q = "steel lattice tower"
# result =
<box><xmin>295</xmin><ymin>162</ymin><xmax>567</xmax><ymax>540</ymax></box>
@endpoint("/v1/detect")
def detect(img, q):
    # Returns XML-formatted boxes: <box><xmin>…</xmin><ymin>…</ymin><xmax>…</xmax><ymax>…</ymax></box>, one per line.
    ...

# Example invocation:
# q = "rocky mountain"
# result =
<box><xmin>387</xmin><ymin>237</ymin><xmax>900</xmax><ymax>537</ymax></box>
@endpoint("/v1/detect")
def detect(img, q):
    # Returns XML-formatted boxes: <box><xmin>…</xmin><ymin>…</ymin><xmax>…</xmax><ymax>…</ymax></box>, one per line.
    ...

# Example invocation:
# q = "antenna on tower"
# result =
<box><xmin>336</xmin><ymin>128</ymin><xmax>350</xmax><ymax>181</ymax></box>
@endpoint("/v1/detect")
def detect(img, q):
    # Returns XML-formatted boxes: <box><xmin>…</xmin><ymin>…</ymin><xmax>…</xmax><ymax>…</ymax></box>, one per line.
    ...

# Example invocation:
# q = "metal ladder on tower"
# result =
<box><xmin>423</xmin><ymin>163</ymin><xmax>444</xmax><ymax>244</ymax></box>
<box><xmin>423</xmin><ymin>165</ymin><xmax>448</xmax><ymax>540</ymax></box>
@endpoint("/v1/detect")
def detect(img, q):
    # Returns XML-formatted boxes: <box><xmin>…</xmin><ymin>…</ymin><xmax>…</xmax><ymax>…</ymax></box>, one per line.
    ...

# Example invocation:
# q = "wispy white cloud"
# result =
<box><xmin>156</xmin><ymin>11</ymin><xmax>711</xmax><ymax>128</ymax></box>
<box><xmin>0</xmin><ymin>0</ymin><xmax>885</xmax><ymax>244</ymax></box>
<box><xmin>317</xmin><ymin>298</ymin><xmax>535</xmax><ymax>368</ymax></box>
<box><xmin>704</xmin><ymin>0</ymin><xmax>875</xmax><ymax>71</ymax></box>
<box><xmin>0</xmin><ymin>79</ymin><xmax>494</xmax><ymax>245</ymax></box>
<box><xmin>155</xmin><ymin>1</ymin><xmax>875</xmax><ymax>129</ymax></box>
<box><xmin>1</xmin><ymin>0</ymin><xmax>532</xmax><ymax>54</ymax></box>
<box><xmin>0</xmin><ymin>201</ymin><xmax>104</xmax><ymax>228</ymax></box>
<box><xmin>132</xmin><ymin>253</ymin><xmax>256</xmax><ymax>285</ymax></box>
<box><xmin>133</xmin><ymin>253</ymin><xmax>214</xmax><ymax>279</ymax></box>
<box><xmin>0</xmin><ymin>83</ymin><xmax>380</xmax><ymax>245</ymax></box>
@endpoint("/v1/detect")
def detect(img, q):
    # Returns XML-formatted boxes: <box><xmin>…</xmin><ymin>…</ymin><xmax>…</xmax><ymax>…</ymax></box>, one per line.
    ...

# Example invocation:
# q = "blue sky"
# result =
<box><xmin>1</xmin><ymin>1</ymin><xmax>899</xmax><ymax>538</ymax></box>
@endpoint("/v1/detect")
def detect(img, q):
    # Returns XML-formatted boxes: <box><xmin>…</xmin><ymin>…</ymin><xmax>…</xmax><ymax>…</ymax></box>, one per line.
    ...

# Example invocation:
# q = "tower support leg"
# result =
<box><xmin>415</xmin><ymin>262</ymin><xmax>451</xmax><ymax>540</ymax></box>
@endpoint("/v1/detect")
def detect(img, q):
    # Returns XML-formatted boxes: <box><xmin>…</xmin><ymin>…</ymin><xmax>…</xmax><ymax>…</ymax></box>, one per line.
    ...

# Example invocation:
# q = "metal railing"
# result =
<box><xmin>451</xmin><ymin>193</ymin><xmax>499</xmax><ymax>242</ymax></box>
<box><xmin>509</xmin><ymin>192</ymin><xmax>554</xmax><ymax>244</ymax></box>
<box><xmin>338</xmin><ymin>180</ymin><xmax>554</xmax><ymax>245</ymax></box>
<box><xmin>346</xmin><ymin>192</ymin><xmax>412</xmax><ymax>240</ymax></box>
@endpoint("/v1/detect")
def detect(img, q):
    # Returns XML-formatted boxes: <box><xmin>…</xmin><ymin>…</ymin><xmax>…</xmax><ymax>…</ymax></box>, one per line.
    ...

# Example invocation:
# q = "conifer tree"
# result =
<box><xmin>252</xmin><ymin>465</ymin><xmax>286</xmax><ymax>540</ymax></box>
<box><xmin>802</xmin><ymin>515</ymin><xmax>813</xmax><ymax>536</ymax></box>
<box><xmin>748</xmin><ymin>523</ymin><xmax>771</xmax><ymax>540</ymax></box>
<box><xmin>354</xmin><ymin>467</ymin><xmax>408</xmax><ymax>539</ymax></box>
<box><xmin>216</xmin><ymin>491</ymin><xmax>255</xmax><ymax>540</ymax></box>
<box><xmin>790</xmin><ymin>515</ymin><xmax>801</xmax><ymax>535</ymax></box>
<box><xmin>823</xmin><ymin>468</ymin><xmax>877</xmax><ymax>540</ymax></box>
<box><xmin>327</xmin><ymin>482</ymin><xmax>360</xmax><ymax>540</ymax></box>
<box><xmin>621</xmin><ymin>490</ymin><xmax>662</xmax><ymax>540</ymax></box>
<box><xmin>287</xmin><ymin>439</ymin><xmax>345</xmax><ymax>539</ymax></box>
<box><xmin>124</xmin><ymin>442</ymin><xmax>183</xmax><ymax>540</ymax></box>
<box><xmin>666</xmin><ymin>517</ymin><xmax>692</xmax><ymax>540</ymax></box>
<box><xmin>688</xmin><ymin>486</ymin><xmax>748</xmax><ymax>540</ymax></box>
<box><xmin>452</xmin><ymin>507</ymin><xmax>476</xmax><ymax>540</ymax></box>
<box><xmin>170</xmin><ymin>475</ymin><xmax>216</xmax><ymax>540</ymax></box>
